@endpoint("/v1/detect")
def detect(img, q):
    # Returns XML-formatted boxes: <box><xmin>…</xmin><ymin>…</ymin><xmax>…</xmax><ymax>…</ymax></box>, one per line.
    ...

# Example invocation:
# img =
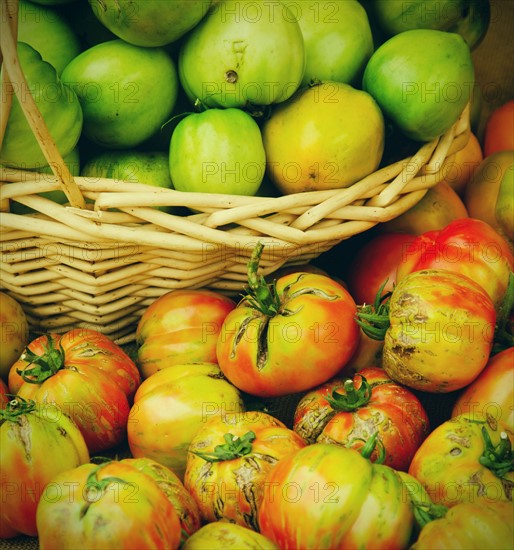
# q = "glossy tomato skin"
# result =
<box><xmin>9</xmin><ymin>329</ymin><xmax>141</xmax><ymax>453</ymax></box>
<box><xmin>119</xmin><ymin>457</ymin><xmax>201</xmax><ymax>544</ymax></box>
<box><xmin>258</xmin><ymin>443</ymin><xmax>414</xmax><ymax>549</ymax></box>
<box><xmin>382</xmin><ymin>269</ymin><xmax>496</xmax><ymax>392</ymax></box>
<box><xmin>452</xmin><ymin>347</ymin><xmax>514</xmax><ymax>432</ymax></box>
<box><xmin>127</xmin><ymin>362</ymin><xmax>245</xmax><ymax>479</ymax></box>
<box><xmin>184</xmin><ymin>411</ymin><xmax>306</xmax><ymax>530</ymax></box>
<box><xmin>0</xmin><ymin>397</ymin><xmax>89</xmax><ymax>537</ymax></box>
<box><xmin>293</xmin><ymin>367</ymin><xmax>430</xmax><ymax>471</ymax></box>
<box><xmin>483</xmin><ymin>99</ymin><xmax>514</xmax><ymax>157</ymax></box>
<box><xmin>345</xmin><ymin>232</ymin><xmax>417</xmax><ymax>305</ymax></box>
<box><xmin>411</xmin><ymin>501</ymin><xmax>514</xmax><ymax>550</ymax></box>
<box><xmin>36</xmin><ymin>460</ymin><xmax>182</xmax><ymax>549</ymax></box>
<box><xmin>408</xmin><ymin>413</ymin><xmax>514</xmax><ymax>508</ymax></box>
<box><xmin>216</xmin><ymin>272</ymin><xmax>360</xmax><ymax>397</ymax></box>
<box><xmin>182</xmin><ymin>521</ymin><xmax>279</xmax><ymax>549</ymax></box>
<box><xmin>136</xmin><ymin>289</ymin><xmax>236</xmax><ymax>379</ymax></box>
<box><xmin>396</xmin><ymin>218</ymin><xmax>514</xmax><ymax>308</ymax></box>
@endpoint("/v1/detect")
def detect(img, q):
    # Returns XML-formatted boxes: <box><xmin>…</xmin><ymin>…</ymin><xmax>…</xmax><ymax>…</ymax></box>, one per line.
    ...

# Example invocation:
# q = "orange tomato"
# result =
<box><xmin>380</xmin><ymin>180</ymin><xmax>468</xmax><ymax>235</ymax></box>
<box><xmin>451</xmin><ymin>347</ymin><xmax>514</xmax><ymax>432</ymax></box>
<box><xmin>443</xmin><ymin>132</ymin><xmax>483</xmax><ymax>196</ymax></box>
<box><xmin>483</xmin><ymin>100</ymin><xmax>514</xmax><ymax>157</ymax></box>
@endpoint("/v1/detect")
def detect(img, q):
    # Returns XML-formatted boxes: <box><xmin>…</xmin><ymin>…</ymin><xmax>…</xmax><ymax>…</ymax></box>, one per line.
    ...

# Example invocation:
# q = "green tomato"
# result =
<box><xmin>297</xmin><ymin>0</ymin><xmax>374</xmax><ymax>87</ymax></box>
<box><xmin>88</xmin><ymin>0</ymin><xmax>214</xmax><ymax>47</ymax></box>
<box><xmin>81</xmin><ymin>150</ymin><xmax>174</xmax><ymax>212</ymax></box>
<box><xmin>169</xmin><ymin>108</ymin><xmax>266</xmax><ymax>196</ymax></box>
<box><xmin>362</xmin><ymin>29</ymin><xmax>475</xmax><ymax>142</ymax></box>
<box><xmin>61</xmin><ymin>39</ymin><xmax>178</xmax><ymax>149</ymax></box>
<box><xmin>0</xmin><ymin>42</ymin><xmax>83</xmax><ymax>169</ymax></box>
<box><xmin>366</xmin><ymin>0</ymin><xmax>490</xmax><ymax>50</ymax></box>
<box><xmin>179</xmin><ymin>0</ymin><xmax>305</xmax><ymax>108</ymax></box>
<box><xmin>17</xmin><ymin>0</ymin><xmax>81</xmax><ymax>76</ymax></box>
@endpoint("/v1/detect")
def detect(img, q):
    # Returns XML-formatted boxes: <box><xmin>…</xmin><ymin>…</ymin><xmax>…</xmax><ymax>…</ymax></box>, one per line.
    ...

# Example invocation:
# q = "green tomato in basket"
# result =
<box><xmin>169</xmin><ymin>108</ymin><xmax>266</xmax><ymax>196</ymax></box>
<box><xmin>87</xmin><ymin>0</ymin><xmax>215</xmax><ymax>47</ymax></box>
<box><xmin>364</xmin><ymin>0</ymin><xmax>490</xmax><ymax>50</ymax></box>
<box><xmin>296</xmin><ymin>0</ymin><xmax>374</xmax><ymax>87</ymax></box>
<box><xmin>61</xmin><ymin>39</ymin><xmax>178</xmax><ymax>149</ymax></box>
<box><xmin>362</xmin><ymin>29</ymin><xmax>475</xmax><ymax>142</ymax></box>
<box><xmin>80</xmin><ymin>150</ymin><xmax>174</xmax><ymax>212</ymax></box>
<box><xmin>0</xmin><ymin>42</ymin><xmax>83</xmax><ymax>169</ymax></box>
<box><xmin>178</xmin><ymin>0</ymin><xmax>305</xmax><ymax>108</ymax></box>
<box><xmin>17</xmin><ymin>0</ymin><xmax>81</xmax><ymax>76</ymax></box>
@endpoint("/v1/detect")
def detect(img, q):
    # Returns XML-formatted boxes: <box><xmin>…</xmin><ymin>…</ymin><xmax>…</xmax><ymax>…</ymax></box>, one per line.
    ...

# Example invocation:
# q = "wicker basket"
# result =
<box><xmin>0</xmin><ymin>0</ymin><xmax>471</xmax><ymax>344</ymax></box>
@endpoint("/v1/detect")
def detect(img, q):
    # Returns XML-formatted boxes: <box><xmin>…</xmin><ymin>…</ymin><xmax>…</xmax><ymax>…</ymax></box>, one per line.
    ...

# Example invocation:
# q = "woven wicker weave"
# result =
<box><xmin>0</xmin><ymin>0</ymin><xmax>471</xmax><ymax>343</ymax></box>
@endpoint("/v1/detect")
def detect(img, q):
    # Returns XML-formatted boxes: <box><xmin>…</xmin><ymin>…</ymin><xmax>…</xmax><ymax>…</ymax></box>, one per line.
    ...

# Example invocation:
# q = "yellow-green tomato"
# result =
<box><xmin>0</xmin><ymin>292</ymin><xmax>29</xmax><ymax>381</ymax></box>
<box><xmin>169</xmin><ymin>108</ymin><xmax>266</xmax><ymax>195</ymax></box>
<box><xmin>127</xmin><ymin>362</ymin><xmax>245</xmax><ymax>479</ymax></box>
<box><xmin>182</xmin><ymin>521</ymin><xmax>279</xmax><ymax>549</ymax></box>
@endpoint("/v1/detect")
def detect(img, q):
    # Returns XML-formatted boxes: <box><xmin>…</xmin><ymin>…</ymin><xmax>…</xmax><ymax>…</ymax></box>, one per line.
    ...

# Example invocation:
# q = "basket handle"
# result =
<box><xmin>0</xmin><ymin>0</ymin><xmax>85</xmax><ymax>209</ymax></box>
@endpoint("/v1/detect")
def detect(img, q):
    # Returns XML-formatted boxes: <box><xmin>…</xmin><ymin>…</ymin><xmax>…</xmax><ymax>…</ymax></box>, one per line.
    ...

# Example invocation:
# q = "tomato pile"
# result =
<box><xmin>1</xmin><ymin>0</ymin><xmax>514</xmax><ymax>548</ymax></box>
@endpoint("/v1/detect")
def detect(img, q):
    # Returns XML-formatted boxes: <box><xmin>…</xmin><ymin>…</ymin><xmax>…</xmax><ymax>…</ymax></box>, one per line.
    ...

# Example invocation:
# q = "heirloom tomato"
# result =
<box><xmin>483</xmin><ymin>99</ymin><xmax>514</xmax><ymax>157</ymax></box>
<box><xmin>345</xmin><ymin>231</ymin><xmax>417</xmax><ymax>305</ymax></box>
<box><xmin>0</xmin><ymin>397</ymin><xmax>89</xmax><ymax>537</ymax></box>
<box><xmin>127</xmin><ymin>362</ymin><xmax>245</xmax><ymax>479</ymax></box>
<box><xmin>216</xmin><ymin>243</ymin><xmax>360</xmax><ymax>397</ymax></box>
<box><xmin>452</xmin><ymin>346</ymin><xmax>514</xmax><ymax>431</ymax></box>
<box><xmin>8</xmin><ymin>329</ymin><xmax>141</xmax><ymax>453</ymax></box>
<box><xmin>408</xmin><ymin>413</ymin><xmax>514</xmax><ymax>508</ymax></box>
<box><xmin>184</xmin><ymin>411</ymin><xmax>306</xmax><ymax>530</ymax></box>
<box><xmin>293</xmin><ymin>367</ymin><xmax>430</xmax><ymax>471</ymax></box>
<box><xmin>358</xmin><ymin>269</ymin><xmax>496</xmax><ymax>392</ymax></box>
<box><xmin>36</xmin><ymin>460</ymin><xmax>181</xmax><ymax>549</ymax></box>
<box><xmin>136</xmin><ymin>289</ymin><xmax>236</xmax><ymax>379</ymax></box>
<box><xmin>258</xmin><ymin>442</ymin><xmax>414</xmax><ymax>549</ymax></box>
<box><xmin>118</xmin><ymin>457</ymin><xmax>201</xmax><ymax>544</ymax></box>
<box><xmin>0</xmin><ymin>379</ymin><xmax>8</xmax><ymax>407</ymax></box>
<box><xmin>396</xmin><ymin>218</ymin><xmax>514</xmax><ymax>309</ymax></box>
<box><xmin>182</xmin><ymin>521</ymin><xmax>278</xmax><ymax>549</ymax></box>
<box><xmin>0</xmin><ymin>291</ymin><xmax>29</xmax><ymax>381</ymax></box>
<box><xmin>411</xmin><ymin>500</ymin><xmax>514</xmax><ymax>550</ymax></box>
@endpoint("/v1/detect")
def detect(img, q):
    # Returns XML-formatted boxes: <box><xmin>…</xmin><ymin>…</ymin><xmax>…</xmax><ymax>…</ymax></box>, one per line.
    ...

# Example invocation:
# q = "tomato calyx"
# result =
<box><xmin>0</xmin><ymin>396</ymin><xmax>36</xmax><ymax>422</ymax></box>
<box><xmin>244</xmin><ymin>242</ymin><xmax>281</xmax><ymax>316</ymax></box>
<box><xmin>190</xmin><ymin>431</ymin><xmax>256</xmax><ymax>463</ymax></box>
<box><xmin>324</xmin><ymin>375</ymin><xmax>372</xmax><ymax>411</ymax></box>
<box><xmin>479</xmin><ymin>426</ymin><xmax>513</xmax><ymax>479</ymax></box>
<box><xmin>401</xmin><ymin>481</ymin><xmax>448</xmax><ymax>529</ymax></box>
<box><xmin>357</xmin><ymin>430</ymin><xmax>386</xmax><ymax>464</ymax></box>
<box><xmin>17</xmin><ymin>335</ymin><xmax>65</xmax><ymax>384</ymax></box>
<box><xmin>355</xmin><ymin>279</ymin><xmax>392</xmax><ymax>341</ymax></box>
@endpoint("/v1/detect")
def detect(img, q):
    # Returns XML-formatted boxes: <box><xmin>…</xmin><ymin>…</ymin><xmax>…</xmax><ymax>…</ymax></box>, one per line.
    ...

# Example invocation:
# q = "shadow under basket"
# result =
<box><xmin>0</xmin><ymin>1</ymin><xmax>470</xmax><ymax>344</ymax></box>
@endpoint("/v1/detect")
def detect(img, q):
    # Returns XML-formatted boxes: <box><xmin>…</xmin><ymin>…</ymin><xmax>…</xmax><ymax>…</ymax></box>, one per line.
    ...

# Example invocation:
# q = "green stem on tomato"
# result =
<box><xmin>354</xmin><ymin>279</ymin><xmax>393</xmax><ymax>341</ymax></box>
<box><xmin>244</xmin><ymin>242</ymin><xmax>281</xmax><ymax>316</ymax></box>
<box><xmin>16</xmin><ymin>335</ymin><xmax>64</xmax><ymax>384</ymax></box>
<box><xmin>356</xmin><ymin>431</ymin><xmax>386</xmax><ymax>464</ymax></box>
<box><xmin>190</xmin><ymin>431</ymin><xmax>256</xmax><ymax>463</ymax></box>
<box><xmin>0</xmin><ymin>396</ymin><xmax>36</xmax><ymax>422</ymax></box>
<box><xmin>479</xmin><ymin>426</ymin><xmax>513</xmax><ymax>479</ymax></box>
<box><xmin>324</xmin><ymin>375</ymin><xmax>372</xmax><ymax>411</ymax></box>
<box><xmin>401</xmin><ymin>480</ymin><xmax>448</xmax><ymax>529</ymax></box>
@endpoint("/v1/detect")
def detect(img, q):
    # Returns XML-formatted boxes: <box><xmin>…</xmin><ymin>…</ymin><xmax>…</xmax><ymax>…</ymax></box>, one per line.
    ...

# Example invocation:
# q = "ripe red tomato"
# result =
<box><xmin>451</xmin><ymin>347</ymin><xmax>514</xmax><ymax>431</ymax></box>
<box><xmin>136</xmin><ymin>289</ymin><xmax>236</xmax><ymax>379</ymax></box>
<box><xmin>359</xmin><ymin>269</ymin><xmax>496</xmax><ymax>392</ymax></box>
<box><xmin>408</xmin><ymin>413</ymin><xmax>513</xmax><ymax>508</ymax></box>
<box><xmin>216</xmin><ymin>243</ymin><xmax>360</xmax><ymax>397</ymax></box>
<box><xmin>8</xmin><ymin>329</ymin><xmax>141</xmax><ymax>453</ymax></box>
<box><xmin>345</xmin><ymin>232</ymin><xmax>417</xmax><ymax>305</ymax></box>
<box><xmin>184</xmin><ymin>411</ymin><xmax>306</xmax><ymax>530</ymax></box>
<box><xmin>483</xmin><ymin>99</ymin><xmax>514</xmax><ymax>157</ymax></box>
<box><xmin>396</xmin><ymin>218</ymin><xmax>514</xmax><ymax>309</ymax></box>
<box><xmin>293</xmin><ymin>367</ymin><xmax>430</xmax><ymax>471</ymax></box>
<box><xmin>0</xmin><ymin>397</ymin><xmax>89</xmax><ymax>537</ymax></box>
<box><xmin>36</xmin><ymin>460</ymin><xmax>182</xmax><ymax>549</ymax></box>
<box><xmin>0</xmin><ymin>378</ymin><xmax>9</xmax><ymax>408</ymax></box>
<box><xmin>258</xmin><ymin>443</ymin><xmax>414</xmax><ymax>549</ymax></box>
